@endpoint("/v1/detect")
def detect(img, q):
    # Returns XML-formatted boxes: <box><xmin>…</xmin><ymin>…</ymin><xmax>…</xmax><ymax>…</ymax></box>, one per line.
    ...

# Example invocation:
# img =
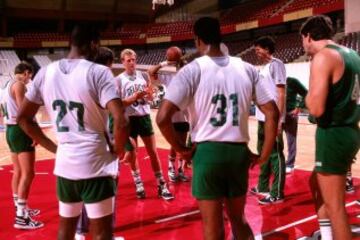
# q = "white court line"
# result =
<box><xmin>155</xmin><ymin>210</ymin><xmax>200</xmax><ymax>223</ymax></box>
<box><xmin>0</xmin><ymin>155</ymin><xmax>9</xmax><ymax>162</ymax></box>
<box><xmin>255</xmin><ymin>200</ymin><xmax>357</xmax><ymax>239</ymax></box>
<box><xmin>155</xmin><ymin>201</ymin><xmax>358</xmax><ymax>238</ymax></box>
<box><xmin>9</xmin><ymin>170</ymin><xmax>49</xmax><ymax>175</ymax></box>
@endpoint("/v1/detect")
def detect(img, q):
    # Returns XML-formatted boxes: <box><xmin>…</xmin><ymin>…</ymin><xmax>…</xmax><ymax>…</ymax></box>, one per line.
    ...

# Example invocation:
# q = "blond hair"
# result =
<box><xmin>120</xmin><ymin>48</ymin><xmax>136</xmax><ymax>60</ymax></box>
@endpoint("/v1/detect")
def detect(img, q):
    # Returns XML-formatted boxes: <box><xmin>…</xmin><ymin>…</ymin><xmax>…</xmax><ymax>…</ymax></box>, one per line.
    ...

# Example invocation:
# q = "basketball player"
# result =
<box><xmin>148</xmin><ymin>49</ymin><xmax>190</xmax><ymax>183</ymax></box>
<box><xmin>74</xmin><ymin>46</ymin><xmax>120</xmax><ymax>240</ymax></box>
<box><xmin>301</xmin><ymin>15</ymin><xmax>360</xmax><ymax>240</ymax></box>
<box><xmin>1</xmin><ymin>62</ymin><xmax>43</xmax><ymax>229</ymax></box>
<box><xmin>284</xmin><ymin>77</ymin><xmax>308</xmax><ymax>173</ymax></box>
<box><xmin>157</xmin><ymin>17</ymin><xmax>279</xmax><ymax>240</ymax></box>
<box><xmin>17</xmin><ymin>25</ymin><xmax>128</xmax><ymax>240</ymax></box>
<box><xmin>116</xmin><ymin>48</ymin><xmax>174</xmax><ymax>200</ymax></box>
<box><xmin>250</xmin><ymin>36</ymin><xmax>287</xmax><ymax>205</ymax></box>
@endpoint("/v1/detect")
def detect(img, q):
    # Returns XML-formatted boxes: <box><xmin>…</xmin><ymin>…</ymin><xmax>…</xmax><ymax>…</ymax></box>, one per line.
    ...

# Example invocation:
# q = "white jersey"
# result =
<box><xmin>255</xmin><ymin>57</ymin><xmax>286</xmax><ymax>123</ymax></box>
<box><xmin>115</xmin><ymin>70</ymin><xmax>150</xmax><ymax>117</ymax></box>
<box><xmin>2</xmin><ymin>80</ymin><xmax>19</xmax><ymax>125</ymax></box>
<box><xmin>165</xmin><ymin>55</ymin><xmax>273</xmax><ymax>143</ymax></box>
<box><xmin>26</xmin><ymin>59</ymin><xmax>120</xmax><ymax>180</ymax></box>
<box><xmin>158</xmin><ymin>73</ymin><xmax>187</xmax><ymax>123</ymax></box>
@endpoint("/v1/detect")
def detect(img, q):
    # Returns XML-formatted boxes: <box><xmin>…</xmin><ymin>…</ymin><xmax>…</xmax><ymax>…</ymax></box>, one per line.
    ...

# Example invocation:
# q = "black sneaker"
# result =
<box><xmin>15</xmin><ymin>207</ymin><xmax>40</xmax><ymax>217</ymax></box>
<box><xmin>14</xmin><ymin>215</ymin><xmax>44</xmax><ymax>230</ymax></box>
<box><xmin>158</xmin><ymin>184</ymin><xmax>174</xmax><ymax>201</ymax></box>
<box><xmin>258</xmin><ymin>195</ymin><xmax>284</xmax><ymax>205</ymax></box>
<box><xmin>249</xmin><ymin>187</ymin><xmax>269</xmax><ymax>196</ymax></box>
<box><xmin>178</xmin><ymin>171</ymin><xmax>189</xmax><ymax>182</ymax></box>
<box><xmin>135</xmin><ymin>182</ymin><xmax>146</xmax><ymax>199</ymax></box>
<box><xmin>345</xmin><ymin>179</ymin><xmax>355</xmax><ymax>194</ymax></box>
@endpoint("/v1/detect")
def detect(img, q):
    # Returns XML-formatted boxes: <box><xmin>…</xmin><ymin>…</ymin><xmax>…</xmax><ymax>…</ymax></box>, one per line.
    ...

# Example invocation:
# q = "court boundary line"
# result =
<box><xmin>154</xmin><ymin>201</ymin><xmax>358</xmax><ymax>239</ymax></box>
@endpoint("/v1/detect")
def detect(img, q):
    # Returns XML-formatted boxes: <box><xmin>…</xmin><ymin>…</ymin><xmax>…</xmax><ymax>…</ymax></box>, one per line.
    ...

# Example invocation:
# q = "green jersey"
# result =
<box><xmin>316</xmin><ymin>45</ymin><xmax>360</xmax><ymax>127</ymax></box>
<box><xmin>286</xmin><ymin>77</ymin><xmax>308</xmax><ymax>112</ymax></box>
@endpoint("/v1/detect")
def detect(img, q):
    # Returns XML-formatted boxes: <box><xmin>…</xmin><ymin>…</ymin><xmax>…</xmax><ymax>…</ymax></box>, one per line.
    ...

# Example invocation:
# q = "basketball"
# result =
<box><xmin>166</xmin><ymin>46</ymin><xmax>182</xmax><ymax>62</ymax></box>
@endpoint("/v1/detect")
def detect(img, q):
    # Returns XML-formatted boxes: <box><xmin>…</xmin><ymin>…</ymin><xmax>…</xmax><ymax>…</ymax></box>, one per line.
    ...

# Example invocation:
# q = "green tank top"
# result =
<box><xmin>316</xmin><ymin>45</ymin><xmax>360</xmax><ymax>127</ymax></box>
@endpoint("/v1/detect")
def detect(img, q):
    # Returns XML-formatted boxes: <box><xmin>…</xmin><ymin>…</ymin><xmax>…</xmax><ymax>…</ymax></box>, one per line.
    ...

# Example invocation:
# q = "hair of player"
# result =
<box><xmin>94</xmin><ymin>47</ymin><xmax>114</xmax><ymax>66</ymax></box>
<box><xmin>300</xmin><ymin>15</ymin><xmax>334</xmax><ymax>41</ymax></box>
<box><xmin>70</xmin><ymin>24</ymin><xmax>100</xmax><ymax>52</ymax></box>
<box><xmin>14</xmin><ymin>61</ymin><xmax>34</xmax><ymax>75</ymax></box>
<box><xmin>193</xmin><ymin>17</ymin><xmax>222</xmax><ymax>45</ymax></box>
<box><xmin>120</xmin><ymin>48</ymin><xmax>136</xmax><ymax>61</ymax></box>
<box><xmin>254</xmin><ymin>36</ymin><xmax>276</xmax><ymax>54</ymax></box>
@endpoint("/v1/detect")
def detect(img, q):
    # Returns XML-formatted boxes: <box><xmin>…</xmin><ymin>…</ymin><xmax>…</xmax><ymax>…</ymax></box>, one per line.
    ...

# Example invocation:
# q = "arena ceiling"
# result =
<box><xmin>1</xmin><ymin>0</ymin><xmax>196</xmax><ymax>23</ymax></box>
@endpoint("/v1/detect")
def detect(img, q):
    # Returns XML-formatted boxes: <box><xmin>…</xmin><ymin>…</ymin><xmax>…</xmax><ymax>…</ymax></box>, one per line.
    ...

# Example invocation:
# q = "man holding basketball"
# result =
<box><xmin>148</xmin><ymin>46</ymin><xmax>190</xmax><ymax>183</ymax></box>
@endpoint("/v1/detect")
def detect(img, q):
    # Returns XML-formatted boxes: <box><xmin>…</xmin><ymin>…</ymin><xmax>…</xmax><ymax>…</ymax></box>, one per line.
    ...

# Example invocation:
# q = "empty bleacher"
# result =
<box><xmin>33</xmin><ymin>55</ymin><xmax>52</xmax><ymax>67</ymax></box>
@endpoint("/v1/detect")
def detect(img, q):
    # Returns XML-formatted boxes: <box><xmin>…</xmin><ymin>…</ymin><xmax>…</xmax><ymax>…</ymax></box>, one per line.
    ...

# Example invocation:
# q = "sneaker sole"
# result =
<box><xmin>258</xmin><ymin>199</ymin><xmax>284</xmax><ymax>205</ymax></box>
<box><xmin>14</xmin><ymin>223</ymin><xmax>44</xmax><ymax>230</ymax></box>
<box><xmin>250</xmin><ymin>190</ymin><xmax>269</xmax><ymax>197</ymax></box>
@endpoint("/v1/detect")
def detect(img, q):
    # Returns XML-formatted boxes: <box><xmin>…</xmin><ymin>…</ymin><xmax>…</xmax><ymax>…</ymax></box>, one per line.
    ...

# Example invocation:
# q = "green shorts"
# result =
<box><xmin>173</xmin><ymin>122</ymin><xmax>190</xmax><ymax>133</ymax></box>
<box><xmin>315</xmin><ymin>126</ymin><xmax>360</xmax><ymax>175</ymax></box>
<box><xmin>124</xmin><ymin>138</ymin><xmax>135</xmax><ymax>151</ymax></box>
<box><xmin>192</xmin><ymin>142</ymin><xmax>251</xmax><ymax>200</ymax></box>
<box><xmin>6</xmin><ymin>124</ymin><xmax>34</xmax><ymax>153</ymax></box>
<box><xmin>57</xmin><ymin>176</ymin><xmax>116</xmax><ymax>203</ymax></box>
<box><xmin>129</xmin><ymin>115</ymin><xmax>154</xmax><ymax>138</ymax></box>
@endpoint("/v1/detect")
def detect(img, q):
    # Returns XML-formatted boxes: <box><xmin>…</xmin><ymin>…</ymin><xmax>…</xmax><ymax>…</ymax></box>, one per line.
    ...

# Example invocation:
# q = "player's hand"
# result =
<box><xmin>290</xmin><ymin>108</ymin><xmax>300</xmax><ymax>117</ymax></box>
<box><xmin>179</xmin><ymin>144</ymin><xmax>196</xmax><ymax>164</ymax></box>
<box><xmin>133</xmin><ymin>90</ymin><xmax>147</xmax><ymax>101</ymax></box>
<box><xmin>277</xmin><ymin>122</ymin><xmax>283</xmax><ymax>136</ymax></box>
<box><xmin>249</xmin><ymin>151</ymin><xmax>261</xmax><ymax>169</ymax></box>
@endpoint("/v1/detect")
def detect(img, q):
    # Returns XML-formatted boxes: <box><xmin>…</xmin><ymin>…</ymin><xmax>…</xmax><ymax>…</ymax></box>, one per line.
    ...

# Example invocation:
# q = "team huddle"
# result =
<box><xmin>1</xmin><ymin>15</ymin><xmax>359</xmax><ymax>240</ymax></box>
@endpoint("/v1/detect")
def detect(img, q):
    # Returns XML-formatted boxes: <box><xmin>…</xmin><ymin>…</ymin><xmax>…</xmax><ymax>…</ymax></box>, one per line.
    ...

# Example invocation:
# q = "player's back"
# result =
<box><xmin>317</xmin><ymin>45</ymin><xmax>360</xmax><ymax>127</ymax></box>
<box><xmin>189</xmin><ymin>56</ymin><xmax>257</xmax><ymax>143</ymax></box>
<box><xmin>28</xmin><ymin>58</ymin><xmax>119</xmax><ymax>179</ymax></box>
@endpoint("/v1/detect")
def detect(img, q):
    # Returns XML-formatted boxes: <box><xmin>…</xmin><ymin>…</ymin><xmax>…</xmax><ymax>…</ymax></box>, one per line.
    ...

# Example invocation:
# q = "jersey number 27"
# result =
<box><xmin>52</xmin><ymin>100</ymin><xmax>85</xmax><ymax>132</ymax></box>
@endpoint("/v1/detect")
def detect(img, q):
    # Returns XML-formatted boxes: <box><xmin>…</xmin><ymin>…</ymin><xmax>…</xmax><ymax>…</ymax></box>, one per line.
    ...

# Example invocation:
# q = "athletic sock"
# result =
<box><xmin>318</xmin><ymin>219</ymin><xmax>333</xmax><ymax>240</ymax></box>
<box><xmin>17</xmin><ymin>199</ymin><xmax>27</xmax><ymax>217</ymax></box>
<box><xmin>178</xmin><ymin>159</ymin><xmax>184</xmax><ymax>173</ymax></box>
<box><xmin>155</xmin><ymin>171</ymin><xmax>166</xmax><ymax>186</ymax></box>
<box><xmin>131</xmin><ymin>170</ymin><xmax>142</xmax><ymax>185</ymax></box>
<box><xmin>168</xmin><ymin>155</ymin><xmax>176</xmax><ymax>169</ymax></box>
<box><xmin>13</xmin><ymin>194</ymin><xmax>18</xmax><ymax>208</ymax></box>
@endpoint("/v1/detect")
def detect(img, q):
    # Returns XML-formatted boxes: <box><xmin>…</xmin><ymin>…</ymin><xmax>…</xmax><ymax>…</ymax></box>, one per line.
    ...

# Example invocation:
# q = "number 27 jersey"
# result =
<box><xmin>26</xmin><ymin>59</ymin><xmax>120</xmax><ymax>180</ymax></box>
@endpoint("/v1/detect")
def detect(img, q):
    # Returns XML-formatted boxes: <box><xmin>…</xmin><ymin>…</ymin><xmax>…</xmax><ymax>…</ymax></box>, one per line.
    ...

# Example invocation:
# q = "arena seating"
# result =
<box><xmin>0</xmin><ymin>50</ymin><xmax>21</xmax><ymax>78</ymax></box>
<box><xmin>220</xmin><ymin>0</ymin><xmax>289</xmax><ymax>24</ymax></box>
<box><xmin>240</xmin><ymin>32</ymin><xmax>304</xmax><ymax>65</ymax></box>
<box><xmin>281</xmin><ymin>0</ymin><xmax>342</xmax><ymax>14</ymax></box>
<box><xmin>33</xmin><ymin>55</ymin><xmax>52</xmax><ymax>67</ymax></box>
<box><xmin>338</xmin><ymin>31</ymin><xmax>360</xmax><ymax>54</ymax></box>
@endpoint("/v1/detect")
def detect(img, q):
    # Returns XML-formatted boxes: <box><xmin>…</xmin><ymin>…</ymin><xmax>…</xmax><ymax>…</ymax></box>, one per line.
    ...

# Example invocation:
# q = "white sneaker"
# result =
<box><xmin>286</xmin><ymin>166</ymin><xmax>294</xmax><ymax>174</ymax></box>
<box><xmin>74</xmin><ymin>233</ymin><xmax>86</xmax><ymax>240</ymax></box>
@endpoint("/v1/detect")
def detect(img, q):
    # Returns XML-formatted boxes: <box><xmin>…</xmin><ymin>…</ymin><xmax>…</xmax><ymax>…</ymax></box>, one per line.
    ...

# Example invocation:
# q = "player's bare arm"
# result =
<box><xmin>256</xmin><ymin>100</ymin><xmax>279</xmax><ymax>165</ymax></box>
<box><xmin>106</xmin><ymin>98</ymin><xmax>129</xmax><ymax>158</ymax></box>
<box><xmin>156</xmin><ymin>99</ymin><xmax>193</xmax><ymax>161</ymax></box>
<box><xmin>17</xmin><ymin>98</ymin><xmax>57</xmax><ymax>153</ymax></box>
<box><xmin>12</xmin><ymin>81</ymin><xmax>26</xmax><ymax>108</ymax></box>
<box><xmin>276</xmin><ymin>84</ymin><xmax>286</xmax><ymax>133</ymax></box>
<box><xmin>305</xmin><ymin>49</ymin><xmax>344</xmax><ymax>117</ymax></box>
<box><xmin>122</xmin><ymin>91</ymin><xmax>148</xmax><ymax>107</ymax></box>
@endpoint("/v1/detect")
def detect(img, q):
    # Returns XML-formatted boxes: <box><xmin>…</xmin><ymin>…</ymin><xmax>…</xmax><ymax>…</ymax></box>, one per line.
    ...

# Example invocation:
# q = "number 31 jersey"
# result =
<box><xmin>26</xmin><ymin>59</ymin><xmax>120</xmax><ymax>180</ymax></box>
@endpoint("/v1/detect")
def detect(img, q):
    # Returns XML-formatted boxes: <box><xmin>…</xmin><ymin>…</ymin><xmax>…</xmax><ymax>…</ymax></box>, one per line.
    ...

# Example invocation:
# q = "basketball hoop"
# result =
<box><xmin>152</xmin><ymin>0</ymin><xmax>174</xmax><ymax>10</ymax></box>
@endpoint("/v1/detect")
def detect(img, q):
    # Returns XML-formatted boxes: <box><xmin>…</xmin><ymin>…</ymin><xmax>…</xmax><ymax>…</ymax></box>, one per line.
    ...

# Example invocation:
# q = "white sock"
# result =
<box><xmin>318</xmin><ymin>219</ymin><xmax>333</xmax><ymax>240</ymax></box>
<box><xmin>155</xmin><ymin>171</ymin><xmax>165</xmax><ymax>186</ymax></box>
<box><xmin>17</xmin><ymin>198</ymin><xmax>27</xmax><ymax>217</ymax></box>
<box><xmin>13</xmin><ymin>194</ymin><xmax>18</xmax><ymax>207</ymax></box>
<box><xmin>168</xmin><ymin>155</ymin><xmax>176</xmax><ymax>169</ymax></box>
<box><xmin>131</xmin><ymin>170</ymin><xmax>142</xmax><ymax>185</ymax></box>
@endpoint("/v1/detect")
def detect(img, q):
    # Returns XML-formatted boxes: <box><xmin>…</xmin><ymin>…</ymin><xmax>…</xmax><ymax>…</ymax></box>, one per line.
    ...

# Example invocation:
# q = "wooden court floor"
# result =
<box><xmin>0</xmin><ymin>109</ymin><xmax>359</xmax><ymax>176</ymax></box>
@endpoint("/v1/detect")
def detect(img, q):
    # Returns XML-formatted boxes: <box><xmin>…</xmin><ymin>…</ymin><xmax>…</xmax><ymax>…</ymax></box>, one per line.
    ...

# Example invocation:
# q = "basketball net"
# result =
<box><xmin>152</xmin><ymin>0</ymin><xmax>174</xmax><ymax>10</ymax></box>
